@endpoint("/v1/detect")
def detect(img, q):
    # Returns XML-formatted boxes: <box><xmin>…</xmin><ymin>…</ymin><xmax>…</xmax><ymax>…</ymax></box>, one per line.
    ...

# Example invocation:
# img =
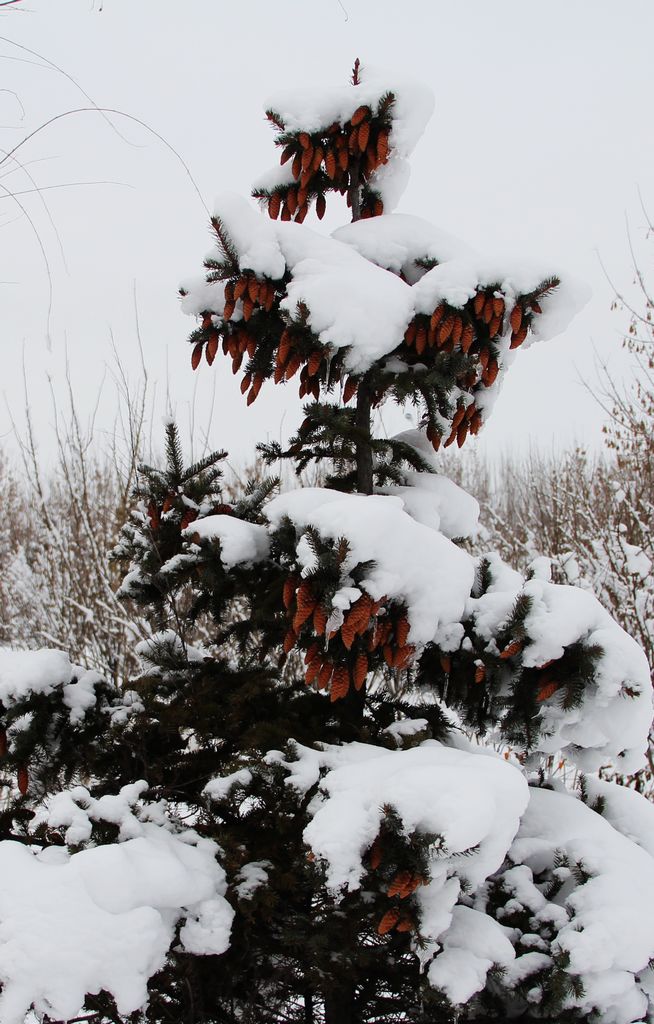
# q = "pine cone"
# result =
<box><xmin>205</xmin><ymin>334</ymin><xmax>219</xmax><ymax>366</ymax></box>
<box><xmin>488</xmin><ymin>315</ymin><xmax>502</xmax><ymax>339</ymax></box>
<box><xmin>318</xmin><ymin>661</ymin><xmax>333</xmax><ymax>690</ymax></box>
<box><xmin>395</xmin><ymin>616</ymin><xmax>410</xmax><ymax>648</ymax></box>
<box><xmin>510</xmin><ymin>324</ymin><xmax>528</xmax><ymax>349</ymax></box>
<box><xmin>473</xmin><ymin>291</ymin><xmax>486</xmax><ymax>317</ymax></box>
<box><xmin>268</xmin><ymin>193</ymin><xmax>281</xmax><ymax>219</ymax></box>
<box><xmin>451</xmin><ymin>316</ymin><xmax>463</xmax><ymax>346</ymax></box>
<box><xmin>280</xmin><ymin>143</ymin><xmax>295</xmax><ymax>165</ymax></box>
<box><xmin>509</xmin><ymin>303</ymin><xmax>523</xmax><ymax>333</ymax></box>
<box><xmin>351</xmin><ymin>104</ymin><xmax>371</xmax><ymax>126</ymax></box>
<box><xmin>325</xmin><ymin>149</ymin><xmax>337</xmax><ymax>179</ymax></box>
<box><xmin>358</xmin><ymin>121</ymin><xmax>370</xmax><ymax>153</ymax></box>
<box><xmin>537</xmin><ymin>680</ymin><xmax>559</xmax><ymax>702</ymax></box>
<box><xmin>285</xmin><ymin>353</ymin><xmax>302</xmax><ymax>380</ymax></box>
<box><xmin>461</xmin><ymin>323</ymin><xmax>474</xmax><ymax>353</ymax></box>
<box><xmin>330</xmin><ymin>665</ymin><xmax>350</xmax><ymax>702</ymax></box>
<box><xmin>305</xmin><ymin>660</ymin><xmax>321</xmax><ymax>686</ymax></box>
<box><xmin>313</xmin><ymin>604</ymin><xmax>328</xmax><ymax>635</ymax></box>
<box><xmin>240</xmin><ymin>373</ymin><xmax>252</xmax><ymax>395</ymax></box>
<box><xmin>353</xmin><ymin>652</ymin><xmax>368</xmax><ymax>690</ymax></box>
<box><xmin>191</xmin><ymin>342</ymin><xmax>203</xmax><ymax>371</ymax></box>
<box><xmin>316</xmin><ymin>194</ymin><xmax>327</xmax><ymax>220</ymax></box>
<box><xmin>376</xmin><ymin>129</ymin><xmax>390</xmax><ymax>164</ymax></box>
<box><xmin>247</xmin><ymin>277</ymin><xmax>260</xmax><ymax>303</ymax></box>
<box><xmin>369</xmin><ymin>836</ymin><xmax>383</xmax><ymax>870</ymax></box>
<box><xmin>17</xmin><ymin>765</ymin><xmax>28</xmax><ymax>796</ymax></box>
<box><xmin>377</xmin><ymin>908</ymin><xmax>401</xmax><ymax>935</ymax></box>
<box><xmin>283</xmin><ymin>576</ymin><xmax>298</xmax><ymax>609</ymax></box>
<box><xmin>307</xmin><ymin>350</ymin><xmax>323</xmax><ymax>377</ymax></box>
<box><xmin>474</xmin><ymin>663</ymin><xmax>486</xmax><ymax>684</ymax></box>
<box><xmin>387</xmin><ymin>871</ymin><xmax>413</xmax><ymax>898</ymax></box>
<box><xmin>500</xmin><ymin>639</ymin><xmax>523</xmax><ymax>659</ymax></box>
<box><xmin>343</xmin><ymin>377</ymin><xmax>358</xmax><ymax>403</ymax></box>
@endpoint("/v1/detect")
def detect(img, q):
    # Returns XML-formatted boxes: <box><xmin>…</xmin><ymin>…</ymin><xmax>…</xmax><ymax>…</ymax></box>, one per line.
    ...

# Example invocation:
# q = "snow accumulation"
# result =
<box><xmin>0</xmin><ymin>784</ymin><xmax>232</xmax><ymax>1024</ymax></box>
<box><xmin>378</xmin><ymin>435</ymin><xmax>480</xmax><ymax>539</ymax></box>
<box><xmin>269</xmin><ymin>738</ymin><xmax>654</xmax><ymax>1020</ymax></box>
<box><xmin>184</xmin><ymin>514</ymin><xmax>270</xmax><ymax>568</ymax></box>
<box><xmin>287</xmin><ymin>740</ymin><xmax>528</xmax><ymax>893</ymax></box>
<box><xmin>467</xmin><ymin>554</ymin><xmax>653</xmax><ymax>771</ymax></box>
<box><xmin>262</xmin><ymin>483</ymin><xmax>651</xmax><ymax>769</ymax></box>
<box><xmin>266</xmin><ymin>488</ymin><xmax>474</xmax><ymax>646</ymax></box>
<box><xmin>504</xmin><ymin>785</ymin><xmax>654</xmax><ymax>1024</ymax></box>
<box><xmin>0</xmin><ymin>648</ymin><xmax>103</xmax><ymax>724</ymax></box>
<box><xmin>182</xmin><ymin>194</ymin><xmax>589</xmax><ymax>391</ymax></box>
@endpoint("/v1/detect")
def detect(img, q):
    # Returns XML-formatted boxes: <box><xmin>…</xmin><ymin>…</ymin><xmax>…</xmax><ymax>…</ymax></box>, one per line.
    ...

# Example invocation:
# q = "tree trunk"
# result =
<box><xmin>324</xmin><ymin>986</ymin><xmax>355</xmax><ymax>1024</ymax></box>
<box><xmin>355</xmin><ymin>379</ymin><xmax>373</xmax><ymax>495</ymax></box>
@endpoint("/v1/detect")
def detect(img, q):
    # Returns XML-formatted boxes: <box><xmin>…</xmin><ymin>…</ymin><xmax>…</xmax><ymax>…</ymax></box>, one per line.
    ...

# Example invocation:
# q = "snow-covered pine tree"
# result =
<box><xmin>0</xmin><ymin>61</ymin><xmax>653</xmax><ymax>1024</ymax></box>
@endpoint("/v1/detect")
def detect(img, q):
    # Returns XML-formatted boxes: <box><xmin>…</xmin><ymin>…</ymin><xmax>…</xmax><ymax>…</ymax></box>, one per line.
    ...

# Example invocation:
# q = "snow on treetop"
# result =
<box><xmin>265</xmin><ymin>64</ymin><xmax>435</xmax><ymax>158</ymax></box>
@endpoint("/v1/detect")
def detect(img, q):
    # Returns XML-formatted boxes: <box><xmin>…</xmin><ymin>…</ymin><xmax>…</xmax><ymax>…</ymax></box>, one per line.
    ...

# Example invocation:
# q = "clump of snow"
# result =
<box><xmin>265</xmin><ymin>489</ymin><xmax>474</xmax><ymax>646</ymax></box>
<box><xmin>204</xmin><ymin>768</ymin><xmax>253</xmax><ymax>801</ymax></box>
<box><xmin>281</xmin><ymin>739</ymin><xmax>527</xmax><ymax>894</ymax></box>
<box><xmin>135</xmin><ymin>630</ymin><xmax>211</xmax><ymax>673</ymax></box>
<box><xmin>184</xmin><ymin>198</ymin><xmax>588</xmax><ymax>395</ymax></box>
<box><xmin>332</xmin><ymin>213</ymin><xmax>476</xmax><ymax>282</ymax></box>
<box><xmin>503</xmin><ymin>784</ymin><xmax>654</xmax><ymax>1024</ymax></box>
<box><xmin>234</xmin><ymin>861</ymin><xmax>271</xmax><ymax>900</ymax></box>
<box><xmin>0</xmin><ymin>648</ymin><xmax>104</xmax><ymax>723</ymax></box>
<box><xmin>427</xmin><ymin>905</ymin><xmax>515</xmax><ymax>1004</ymax></box>
<box><xmin>0</xmin><ymin>784</ymin><xmax>232</xmax><ymax>1024</ymax></box>
<box><xmin>467</xmin><ymin>556</ymin><xmax>653</xmax><ymax>771</ymax></box>
<box><xmin>185</xmin><ymin>515</ymin><xmax>270</xmax><ymax>568</ymax></box>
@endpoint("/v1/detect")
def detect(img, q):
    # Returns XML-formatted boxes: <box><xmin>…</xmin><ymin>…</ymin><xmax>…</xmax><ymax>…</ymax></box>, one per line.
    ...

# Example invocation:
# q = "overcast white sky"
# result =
<box><xmin>0</xmin><ymin>0</ymin><xmax>653</xmax><ymax>469</ymax></box>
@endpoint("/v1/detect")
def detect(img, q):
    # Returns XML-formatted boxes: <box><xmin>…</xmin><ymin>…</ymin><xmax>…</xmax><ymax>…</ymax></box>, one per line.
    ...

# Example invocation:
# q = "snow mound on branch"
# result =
<box><xmin>427</xmin><ymin>905</ymin><xmax>515</xmax><ymax>1004</ymax></box>
<box><xmin>183</xmin><ymin>198</ymin><xmax>588</xmax><ymax>386</ymax></box>
<box><xmin>468</xmin><ymin>558</ymin><xmax>652</xmax><ymax>771</ymax></box>
<box><xmin>184</xmin><ymin>515</ymin><xmax>270</xmax><ymax>568</ymax></box>
<box><xmin>293</xmin><ymin>740</ymin><xmax>527</xmax><ymax>892</ymax></box>
<box><xmin>275</xmin><ymin>738</ymin><xmax>525</xmax><ymax>998</ymax></box>
<box><xmin>381</xmin><ymin>428</ymin><xmax>480</xmax><ymax>538</ymax></box>
<box><xmin>581</xmin><ymin>775</ymin><xmax>654</xmax><ymax>858</ymax></box>
<box><xmin>506</xmin><ymin>785</ymin><xmax>654</xmax><ymax>1024</ymax></box>
<box><xmin>0</xmin><ymin>648</ymin><xmax>104</xmax><ymax>723</ymax></box>
<box><xmin>0</xmin><ymin>785</ymin><xmax>232</xmax><ymax>1024</ymax></box>
<box><xmin>333</xmin><ymin>213</ymin><xmax>476</xmax><ymax>282</ymax></box>
<box><xmin>265</xmin><ymin>489</ymin><xmax>474</xmax><ymax>645</ymax></box>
